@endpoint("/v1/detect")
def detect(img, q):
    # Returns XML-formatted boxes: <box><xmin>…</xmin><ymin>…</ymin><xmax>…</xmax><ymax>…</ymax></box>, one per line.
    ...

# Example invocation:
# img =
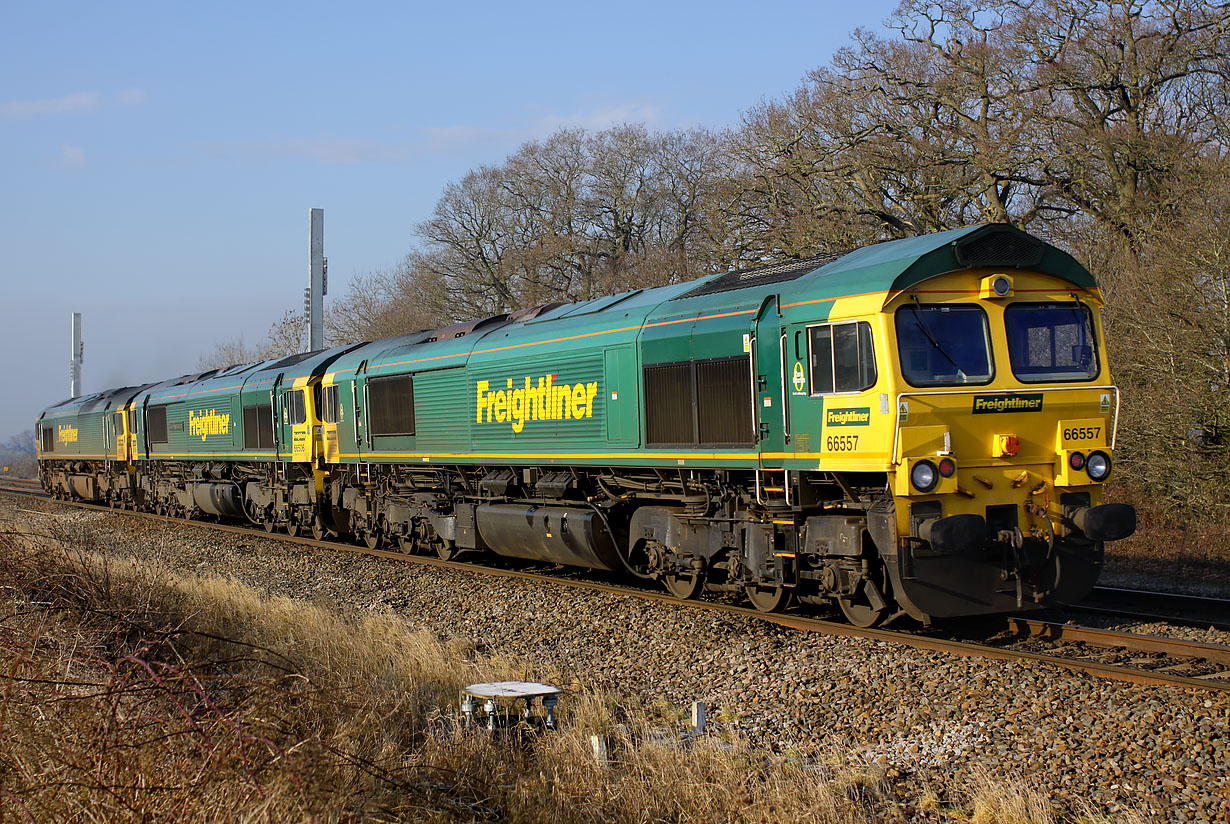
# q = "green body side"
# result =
<box><xmin>37</xmin><ymin>224</ymin><xmax>1097</xmax><ymax>472</ymax></box>
<box><xmin>323</xmin><ymin>224</ymin><xmax>1095</xmax><ymax>470</ymax></box>
<box><xmin>128</xmin><ymin>347</ymin><xmax>359</xmax><ymax>462</ymax></box>
<box><xmin>37</xmin><ymin>385</ymin><xmax>146</xmax><ymax>461</ymax></box>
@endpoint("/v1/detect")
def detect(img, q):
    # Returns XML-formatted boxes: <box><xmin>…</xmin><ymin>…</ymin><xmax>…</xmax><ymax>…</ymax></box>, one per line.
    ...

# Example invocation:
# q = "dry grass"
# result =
<box><xmin>0</xmin><ymin>516</ymin><xmax>1146</xmax><ymax>822</ymax></box>
<box><xmin>0</xmin><ymin>522</ymin><xmax>873</xmax><ymax>823</ymax></box>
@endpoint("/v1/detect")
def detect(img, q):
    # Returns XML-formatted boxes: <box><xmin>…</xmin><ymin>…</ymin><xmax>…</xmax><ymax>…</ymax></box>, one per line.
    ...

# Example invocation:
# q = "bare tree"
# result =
<box><xmin>5</xmin><ymin>430</ymin><xmax>35</xmax><ymax>454</ymax></box>
<box><xmin>1013</xmin><ymin>0</ymin><xmax>1230</xmax><ymax>245</ymax></box>
<box><xmin>1</xmin><ymin>430</ymin><xmax>37</xmax><ymax>478</ymax></box>
<box><xmin>197</xmin><ymin>337</ymin><xmax>265</xmax><ymax>371</ymax></box>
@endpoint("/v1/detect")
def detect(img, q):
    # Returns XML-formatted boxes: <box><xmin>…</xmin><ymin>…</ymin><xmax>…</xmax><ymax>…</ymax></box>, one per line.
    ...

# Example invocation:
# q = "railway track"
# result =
<box><xmin>1074</xmin><ymin>585</ymin><xmax>1230</xmax><ymax>631</ymax></box>
<box><xmin>3</xmin><ymin>482</ymin><xmax>1228</xmax><ymax>693</ymax></box>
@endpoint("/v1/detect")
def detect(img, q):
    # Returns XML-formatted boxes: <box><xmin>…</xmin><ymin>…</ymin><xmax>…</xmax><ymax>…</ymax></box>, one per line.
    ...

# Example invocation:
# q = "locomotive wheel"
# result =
<box><xmin>396</xmin><ymin>534</ymin><xmax>414</xmax><ymax>554</ymax></box>
<box><xmin>838</xmin><ymin>565</ymin><xmax>890</xmax><ymax>627</ymax></box>
<box><xmin>363</xmin><ymin>530</ymin><xmax>382</xmax><ymax>550</ymax></box>
<box><xmin>745</xmin><ymin>584</ymin><xmax>792</xmax><ymax>613</ymax></box>
<box><xmin>838</xmin><ymin>597</ymin><xmax>885</xmax><ymax>628</ymax></box>
<box><xmin>434</xmin><ymin>538</ymin><xmax>457</xmax><ymax>561</ymax></box>
<box><xmin>263</xmin><ymin>517</ymin><xmax>276</xmax><ymax>534</ymax></box>
<box><xmin>663</xmin><ymin>572</ymin><xmax>704</xmax><ymax>600</ymax></box>
<box><xmin>311</xmin><ymin>519</ymin><xmax>327</xmax><ymax>541</ymax></box>
<box><xmin>286</xmin><ymin>520</ymin><xmax>300</xmax><ymax>538</ymax></box>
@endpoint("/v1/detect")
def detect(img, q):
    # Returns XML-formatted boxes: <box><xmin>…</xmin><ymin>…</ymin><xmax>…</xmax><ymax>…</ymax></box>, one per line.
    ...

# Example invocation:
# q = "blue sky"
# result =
<box><xmin>1</xmin><ymin>0</ymin><xmax>899</xmax><ymax>439</ymax></box>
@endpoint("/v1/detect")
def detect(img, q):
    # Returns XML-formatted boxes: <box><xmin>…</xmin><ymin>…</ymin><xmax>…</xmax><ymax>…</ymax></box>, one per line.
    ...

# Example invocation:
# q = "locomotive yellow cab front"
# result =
<box><xmin>880</xmin><ymin>268</ymin><xmax>1136</xmax><ymax>621</ymax></box>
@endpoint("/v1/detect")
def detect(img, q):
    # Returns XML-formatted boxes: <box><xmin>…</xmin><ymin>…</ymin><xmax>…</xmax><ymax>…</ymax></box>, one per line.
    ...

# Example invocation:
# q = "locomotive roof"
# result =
<box><xmin>38</xmin><ymin>383</ymin><xmax>157</xmax><ymax>421</ymax></box>
<box><xmin>37</xmin><ymin>224</ymin><xmax>1097</xmax><ymax>416</ymax></box>
<box><xmin>322</xmin><ymin>223</ymin><xmax>1097</xmax><ymax>380</ymax></box>
<box><xmin>667</xmin><ymin>223</ymin><xmax>1095</xmax><ymax>308</ymax></box>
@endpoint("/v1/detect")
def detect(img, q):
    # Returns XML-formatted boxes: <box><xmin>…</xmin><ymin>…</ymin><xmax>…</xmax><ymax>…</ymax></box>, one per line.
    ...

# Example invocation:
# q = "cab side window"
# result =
<box><xmin>288</xmin><ymin>390</ymin><xmax>307</xmax><ymax>425</ymax></box>
<box><xmin>809</xmin><ymin>321</ymin><xmax>877</xmax><ymax>394</ymax></box>
<box><xmin>320</xmin><ymin>385</ymin><xmax>340</xmax><ymax>423</ymax></box>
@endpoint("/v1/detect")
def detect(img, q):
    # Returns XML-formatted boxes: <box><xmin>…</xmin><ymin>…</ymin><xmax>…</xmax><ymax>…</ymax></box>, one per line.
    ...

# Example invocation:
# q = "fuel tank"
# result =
<box><xmin>190</xmin><ymin>482</ymin><xmax>246</xmax><ymax>519</ymax></box>
<box><xmin>475</xmin><ymin>504</ymin><xmax>621</xmax><ymax>570</ymax></box>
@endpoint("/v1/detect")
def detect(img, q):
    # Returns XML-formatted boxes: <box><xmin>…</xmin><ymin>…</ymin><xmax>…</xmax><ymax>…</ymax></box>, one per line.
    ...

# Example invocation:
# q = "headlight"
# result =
<box><xmin>1069</xmin><ymin>451</ymin><xmax>1086</xmax><ymax>471</ymax></box>
<box><xmin>911</xmin><ymin>460</ymin><xmax>939</xmax><ymax>492</ymax></box>
<box><xmin>1086</xmin><ymin>451</ymin><xmax>1111</xmax><ymax>481</ymax></box>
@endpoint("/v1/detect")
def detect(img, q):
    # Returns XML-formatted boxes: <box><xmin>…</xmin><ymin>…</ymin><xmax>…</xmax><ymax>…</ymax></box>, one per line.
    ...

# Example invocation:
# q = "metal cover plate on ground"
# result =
<box><xmin>463</xmin><ymin>681</ymin><xmax>561</xmax><ymax>699</ymax></box>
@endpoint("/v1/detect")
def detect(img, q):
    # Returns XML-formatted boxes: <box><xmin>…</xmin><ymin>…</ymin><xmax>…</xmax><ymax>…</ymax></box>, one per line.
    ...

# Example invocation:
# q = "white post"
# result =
<box><xmin>691</xmin><ymin>701</ymin><xmax>706</xmax><ymax>734</ymax></box>
<box><xmin>69</xmin><ymin>312</ymin><xmax>83</xmax><ymax>398</ymax></box>
<box><xmin>308</xmin><ymin>208</ymin><xmax>325</xmax><ymax>351</ymax></box>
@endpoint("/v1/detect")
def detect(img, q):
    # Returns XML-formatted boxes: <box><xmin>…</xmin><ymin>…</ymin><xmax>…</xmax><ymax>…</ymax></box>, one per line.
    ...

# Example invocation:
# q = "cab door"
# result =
<box><xmin>114</xmin><ymin>410</ymin><xmax>128</xmax><ymax>462</ymax></box>
<box><xmin>752</xmin><ymin>295</ymin><xmax>786</xmax><ymax>468</ymax></box>
<box><xmin>284</xmin><ymin>378</ymin><xmax>312</xmax><ymax>463</ymax></box>
<box><xmin>320</xmin><ymin>376</ymin><xmax>341</xmax><ymax>462</ymax></box>
<box><xmin>273</xmin><ymin>376</ymin><xmax>291</xmax><ymax>464</ymax></box>
<box><xmin>353</xmin><ymin>360</ymin><xmax>369</xmax><ymax>462</ymax></box>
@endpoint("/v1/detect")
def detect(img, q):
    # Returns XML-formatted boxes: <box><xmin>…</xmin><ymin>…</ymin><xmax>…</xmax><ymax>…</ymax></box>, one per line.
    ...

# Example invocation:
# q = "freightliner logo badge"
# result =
<box><xmin>476</xmin><ymin>375</ymin><xmax>599</xmax><ymax>434</ymax></box>
<box><xmin>972</xmin><ymin>394</ymin><xmax>1044</xmax><ymax>414</ymax></box>
<box><xmin>826</xmin><ymin>407</ymin><xmax>871</xmax><ymax>426</ymax></box>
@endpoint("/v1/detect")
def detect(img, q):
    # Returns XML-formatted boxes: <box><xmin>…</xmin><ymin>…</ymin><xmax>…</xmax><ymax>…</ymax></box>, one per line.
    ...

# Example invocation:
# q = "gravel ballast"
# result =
<box><xmin>5</xmin><ymin>494</ymin><xmax>1228</xmax><ymax>822</ymax></box>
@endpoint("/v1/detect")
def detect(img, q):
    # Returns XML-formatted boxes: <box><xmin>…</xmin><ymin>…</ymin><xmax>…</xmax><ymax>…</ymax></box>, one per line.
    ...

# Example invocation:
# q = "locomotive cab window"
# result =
<box><xmin>895</xmin><ymin>304</ymin><xmax>993</xmax><ymax>387</ymax></box>
<box><xmin>287</xmin><ymin>389</ymin><xmax>307</xmax><ymax>425</ymax></box>
<box><xmin>320</xmin><ymin>385</ymin><xmax>340</xmax><ymax>423</ymax></box>
<box><xmin>809</xmin><ymin>321</ymin><xmax>876</xmax><ymax>395</ymax></box>
<box><xmin>41</xmin><ymin>426</ymin><xmax>54</xmax><ymax>453</ymax></box>
<box><xmin>1004</xmin><ymin>302</ymin><xmax>1099</xmax><ymax>383</ymax></box>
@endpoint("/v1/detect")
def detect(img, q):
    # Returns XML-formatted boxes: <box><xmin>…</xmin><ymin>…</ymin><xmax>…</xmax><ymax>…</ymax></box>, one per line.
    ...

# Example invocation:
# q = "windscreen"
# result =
<box><xmin>895</xmin><ymin>304</ymin><xmax>993</xmax><ymax>387</ymax></box>
<box><xmin>1004</xmin><ymin>303</ymin><xmax>1099</xmax><ymax>382</ymax></box>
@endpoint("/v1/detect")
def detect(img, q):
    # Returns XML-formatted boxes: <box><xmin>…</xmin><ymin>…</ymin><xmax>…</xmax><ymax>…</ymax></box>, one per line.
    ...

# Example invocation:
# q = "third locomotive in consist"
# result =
<box><xmin>36</xmin><ymin>224</ymin><xmax>1136</xmax><ymax>626</ymax></box>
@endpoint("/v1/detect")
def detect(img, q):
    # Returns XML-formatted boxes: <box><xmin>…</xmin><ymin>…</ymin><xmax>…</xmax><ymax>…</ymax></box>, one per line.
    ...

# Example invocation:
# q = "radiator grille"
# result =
<box><xmin>645</xmin><ymin>357</ymin><xmax>753</xmax><ymax>446</ymax></box>
<box><xmin>673</xmin><ymin>250</ymin><xmax>847</xmax><ymax>300</ymax></box>
<box><xmin>644</xmin><ymin>363</ymin><xmax>694</xmax><ymax>445</ymax></box>
<box><xmin>697</xmin><ymin>358</ymin><xmax>753</xmax><ymax>446</ymax></box>
<box><xmin>954</xmin><ymin>226</ymin><xmax>1045</xmax><ymax>267</ymax></box>
<box><xmin>368</xmin><ymin>374</ymin><xmax>416</xmax><ymax>436</ymax></box>
<box><xmin>147</xmin><ymin>405</ymin><xmax>168</xmax><ymax>444</ymax></box>
<box><xmin>243</xmin><ymin>404</ymin><xmax>274</xmax><ymax>450</ymax></box>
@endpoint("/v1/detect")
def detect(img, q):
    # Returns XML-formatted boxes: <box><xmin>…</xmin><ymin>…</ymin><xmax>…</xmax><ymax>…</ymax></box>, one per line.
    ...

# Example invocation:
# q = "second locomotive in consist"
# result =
<box><xmin>37</xmin><ymin>224</ymin><xmax>1136</xmax><ymax>626</ymax></box>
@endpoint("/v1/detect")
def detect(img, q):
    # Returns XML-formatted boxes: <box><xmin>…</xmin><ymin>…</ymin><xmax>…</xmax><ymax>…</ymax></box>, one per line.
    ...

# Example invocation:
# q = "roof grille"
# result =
<box><xmin>953</xmin><ymin>226</ymin><xmax>1045</xmax><ymax>267</ymax></box>
<box><xmin>673</xmin><ymin>249</ymin><xmax>849</xmax><ymax>300</ymax></box>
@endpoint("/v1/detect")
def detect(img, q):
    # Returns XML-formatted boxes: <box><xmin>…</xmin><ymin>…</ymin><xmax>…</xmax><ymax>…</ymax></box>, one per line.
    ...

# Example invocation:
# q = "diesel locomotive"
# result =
<box><xmin>36</xmin><ymin>223</ymin><xmax>1136</xmax><ymax>626</ymax></box>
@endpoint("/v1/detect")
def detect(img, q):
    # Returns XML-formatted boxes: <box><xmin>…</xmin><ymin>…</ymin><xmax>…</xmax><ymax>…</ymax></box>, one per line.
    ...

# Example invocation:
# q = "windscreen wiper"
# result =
<box><xmin>910</xmin><ymin>296</ymin><xmax>963</xmax><ymax>371</ymax></box>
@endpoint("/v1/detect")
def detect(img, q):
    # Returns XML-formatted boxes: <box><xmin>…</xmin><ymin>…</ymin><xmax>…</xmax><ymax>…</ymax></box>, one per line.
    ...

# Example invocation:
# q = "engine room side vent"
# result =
<box><xmin>952</xmin><ymin>226</ymin><xmax>1045</xmax><ymax>268</ymax></box>
<box><xmin>147</xmin><ymin>405</ymin><xmax>169</xmax><ymax>444</ymax></box>
<box><xmin>644</xmin><ymin>363</ymin><xmax>694</xmax><ymax>446</ymax></box>
<box><xmin>672</xmin><ymin>249</ymin><xmax>850</xmax><ymax>300</ymax></box>
<box><xmin>644</xmin><ymin>357</ymin><xmax>754</xmax><ymax>446</ymax></box>
<box><xmin>368</xmin><ymin>374</ymin><xmax>416</xmax><ymax>437</ymax></box>
<box><xmin>243</xmin><ymin>404</ymin><xmax>274</xmax><ymax>450</ymax></box>
<box><xmin>696</xmin><ymin>358</ymin><xmax>754</xmax><ymax>446</ymax></box>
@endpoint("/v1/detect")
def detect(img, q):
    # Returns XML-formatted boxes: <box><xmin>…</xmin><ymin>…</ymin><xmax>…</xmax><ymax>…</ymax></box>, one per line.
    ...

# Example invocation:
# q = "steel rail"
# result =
<box><xmin>3</xmin><ymin>487</ymin><xmax>1228</xmax><ymax>693</ymax></box>
<box><xmin>1074</xmin><ymin>586</ymin><xmax>1230</xmax><ymax>631</ymax></box>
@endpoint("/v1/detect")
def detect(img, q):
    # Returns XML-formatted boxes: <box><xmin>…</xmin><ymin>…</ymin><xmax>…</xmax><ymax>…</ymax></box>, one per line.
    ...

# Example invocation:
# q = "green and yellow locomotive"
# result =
<box><xmin>37</xmin><ymin>224</ymin><xmax>1135</xmax><ymax>625</ymax></box>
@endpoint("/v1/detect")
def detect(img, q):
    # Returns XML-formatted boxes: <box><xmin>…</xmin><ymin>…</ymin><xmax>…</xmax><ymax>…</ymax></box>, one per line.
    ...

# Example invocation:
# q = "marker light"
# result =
<box><xmin>938</xmin><ymin>458</ymin><xmax>957</xmax><ymax>478</ymax></box>
<box><xmin>1086</xmin><ymin>451</ymin><xmax>1111</xmax><ymax>481</ymax></box>
<box><xmin>1069</xmin><ymin>451</ymin><xmax>1086</xmax><ymax>471</ymax></box>
<box><xmin>911</xmin><ymin>460</ymin><xmax>939</xmax><ymax>493</ymax></box>
<box><xmin>992</xmin><ymin>275</ymin><xmax>1012</xmax><ymax>296</ymax></box>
